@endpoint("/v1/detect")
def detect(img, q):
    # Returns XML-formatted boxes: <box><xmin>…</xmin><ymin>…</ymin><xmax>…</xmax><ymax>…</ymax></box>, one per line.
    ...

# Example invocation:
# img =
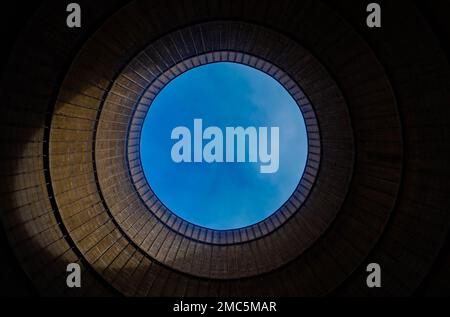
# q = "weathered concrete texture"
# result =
<box><xmin>0</xmin><ymin>0</ymin><xmax>449</xmax><ymax>296</ymax></box>
<box><xmin>97</xmin><ymin>29</ymin><xmax>339</xmax><ymax>279</ymax></box>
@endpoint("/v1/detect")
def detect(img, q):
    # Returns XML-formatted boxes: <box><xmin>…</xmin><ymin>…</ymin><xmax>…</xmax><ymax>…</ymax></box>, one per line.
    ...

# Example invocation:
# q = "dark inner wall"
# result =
<box><xmin>0</xmin><ymin>1</ymin><xmax>43</xmax><ymax>296</ymax></box>
<box><xmin>0</xmin><ymin>0</ymin><xmax>449</xmax><ymax>297</ymax></box>
<box><xmin>0</xmin><ymin>0</ymin><xmax>130</xmax><ymax>297</ymax></box>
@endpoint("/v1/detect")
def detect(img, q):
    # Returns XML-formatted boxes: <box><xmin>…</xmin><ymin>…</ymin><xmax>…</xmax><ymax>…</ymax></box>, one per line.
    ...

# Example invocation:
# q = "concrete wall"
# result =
<box><xmin>0</xmin><ymin>0</ymin><xmax>449</xmax><ymax>296</ymax></box>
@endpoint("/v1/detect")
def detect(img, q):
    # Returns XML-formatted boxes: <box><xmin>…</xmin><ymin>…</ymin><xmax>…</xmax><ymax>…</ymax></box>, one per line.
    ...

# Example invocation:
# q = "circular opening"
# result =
<box><xmin>140</xmin><ymin>62</ymin><xmax>308</xmax><ymax>230</ymax></box>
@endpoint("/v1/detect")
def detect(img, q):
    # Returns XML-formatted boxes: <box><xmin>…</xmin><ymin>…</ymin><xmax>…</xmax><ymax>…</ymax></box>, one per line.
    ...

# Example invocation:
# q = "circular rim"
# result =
<box><xmin>92</xmin><ymin>20</ymin><xmax>355</xmax><ymax>279</ymax></box>
<box><xmin>126</xmin><ymin>51</ymin><xmax>321</xmax><ymax>244</ymax></box>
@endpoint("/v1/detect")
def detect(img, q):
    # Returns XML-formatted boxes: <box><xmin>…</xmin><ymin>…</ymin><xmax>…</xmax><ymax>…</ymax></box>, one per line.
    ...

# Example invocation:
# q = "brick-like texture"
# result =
<box><xmin>0</xmin><ymin>0</ymin><xmax>449</xmax><ymax>296</ymax></box>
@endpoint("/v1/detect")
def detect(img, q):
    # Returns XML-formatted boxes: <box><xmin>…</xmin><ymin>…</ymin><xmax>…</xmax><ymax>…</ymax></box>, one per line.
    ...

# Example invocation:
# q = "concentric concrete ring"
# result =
<box><xmin>39</xmin><ymin>0</ymin><xmax>396</xmax><ymax>288</ymax></box>
<box><xmin>88</xmin><ymin>21</ymin><xmax>355</xmax><ymax>279</ymax></box>
<box><xmin>2</xmin><ymin>0</ymin><xmax>449</xmax><ymax>297</ymax></box>
<box><xmin>123</xmin><ymin>34</ymin><xmax>322</xmax><ymax>245</ymax></box>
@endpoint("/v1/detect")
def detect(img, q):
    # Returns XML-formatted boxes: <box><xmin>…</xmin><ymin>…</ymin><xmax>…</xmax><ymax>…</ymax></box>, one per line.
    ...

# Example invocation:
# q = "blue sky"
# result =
<box><xmin>140</xmin><ymin>62</ymin><xmax>308</xmax><ymax>230</ymax></box>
